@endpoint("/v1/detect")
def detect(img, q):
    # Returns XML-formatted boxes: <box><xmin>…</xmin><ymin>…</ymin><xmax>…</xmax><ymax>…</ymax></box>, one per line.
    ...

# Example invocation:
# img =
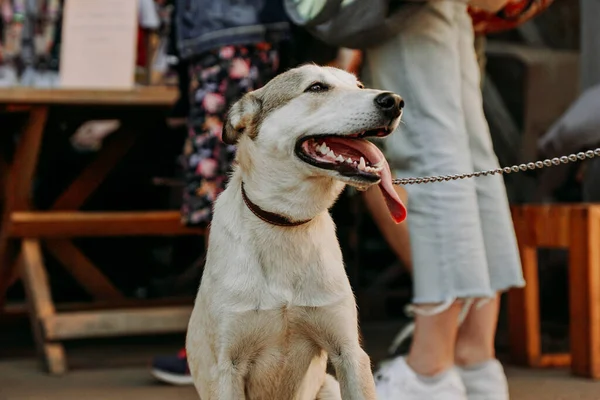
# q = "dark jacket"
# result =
<box><xmin>175</xmin><ymin>0</ymin><xmax>291</xmax><ymax>60</ymax></box>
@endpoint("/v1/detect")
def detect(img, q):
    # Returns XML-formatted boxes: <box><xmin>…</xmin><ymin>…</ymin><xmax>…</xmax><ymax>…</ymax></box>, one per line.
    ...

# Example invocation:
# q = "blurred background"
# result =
<box><xmin>0</xmin><ymin>0</ymin><xmax>599</xmax><ymax>399</ymax></box>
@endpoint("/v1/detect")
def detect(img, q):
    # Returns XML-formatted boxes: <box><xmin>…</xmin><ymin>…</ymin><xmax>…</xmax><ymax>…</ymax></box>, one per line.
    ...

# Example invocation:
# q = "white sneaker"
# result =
<box><xmin>375</xmin><ymin>357</ymin><xmax>468</xmax><ymax>400</ymax></box>
<box><xmin>457</xmin><ymin>359</ymin><xmax>509</xmax><ymax>400</ymax></box>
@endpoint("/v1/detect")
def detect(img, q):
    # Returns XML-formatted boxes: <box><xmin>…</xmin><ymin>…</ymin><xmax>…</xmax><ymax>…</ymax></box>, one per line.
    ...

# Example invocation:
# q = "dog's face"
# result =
<box><xmin>223</xmin><ymin>64</ymin><xmax>407</xmax><ymax>223</ymax></box>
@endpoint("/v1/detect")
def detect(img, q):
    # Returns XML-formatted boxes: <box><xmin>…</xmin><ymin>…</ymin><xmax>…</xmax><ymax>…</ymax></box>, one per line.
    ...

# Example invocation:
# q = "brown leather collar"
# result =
<box><xmin>241</xmin><ymin>183</ymin><xmax>312</xmax><ymax>227</ymax></box>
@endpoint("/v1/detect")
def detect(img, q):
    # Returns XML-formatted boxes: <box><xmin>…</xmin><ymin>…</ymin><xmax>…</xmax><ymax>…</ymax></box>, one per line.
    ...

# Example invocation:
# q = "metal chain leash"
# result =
<box><xmin>392</xmin><ymin>148</ymin><xmax>600</xmax><ymax>186</ymax></box>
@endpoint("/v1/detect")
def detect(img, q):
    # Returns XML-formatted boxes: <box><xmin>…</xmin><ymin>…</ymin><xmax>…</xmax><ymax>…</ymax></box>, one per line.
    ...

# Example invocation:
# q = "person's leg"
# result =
<box><xmin>454</xmin><ymin>1</ymin><xmax>523</xmax><ymax>367</ymax></box>
<box><xmin>455</xmin><ymin>296</ymin><xmax>509</xmax><ymax>400</ymax></box>
<box><xmin>361</xmin><ymin>185</ymin><xmax>412</xmax><ymax>271</ymax></box>
<box><xmin>386</xmin><ymin>31</ymin><xmax>490</xmax><ymax>359</ymax></box>
<box><xmin>453</xmin><ymin>6</ymin><xmax>523</xmax><ymax>399</ymax></box>
<box><xmin>407</xmin><ymin>302</ymin><xmax>463</xmax><ymax>374</ymax></box>
<box><xmin>455</xmin><ymin>295</ymin><xmax>499</xmax><ymax>365</ymax></box>
<box><xmin>365</xmin><ymin>3</ymin><xmax>494</xmax><ymax>398</ymax></box>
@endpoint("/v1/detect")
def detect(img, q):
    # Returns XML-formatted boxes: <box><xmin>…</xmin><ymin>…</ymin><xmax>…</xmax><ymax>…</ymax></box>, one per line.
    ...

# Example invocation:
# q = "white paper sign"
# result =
<box><xmin>59</xmin><ymin>0</ymin><xmax>139</xmax><ymax>90</ymax></box>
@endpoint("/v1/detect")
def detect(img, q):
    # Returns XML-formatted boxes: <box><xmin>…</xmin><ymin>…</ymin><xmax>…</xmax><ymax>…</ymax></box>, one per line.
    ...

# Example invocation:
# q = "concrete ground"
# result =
<box><xmin>4</xmin><ymin>359</ymin><xmax>600</xmax><ymax>400</ymax></box>
<box><xmin>1</xmin><ymin>322</ymin><xmax>600</xmax><ymax>400</ymax></box>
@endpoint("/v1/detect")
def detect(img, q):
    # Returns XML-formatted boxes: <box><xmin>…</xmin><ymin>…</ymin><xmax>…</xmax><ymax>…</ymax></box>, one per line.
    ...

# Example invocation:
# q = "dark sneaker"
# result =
<box><xmin>151</xmin><ymin>348</ymin><xmax>194</xmax><ymax>385</ymax></box>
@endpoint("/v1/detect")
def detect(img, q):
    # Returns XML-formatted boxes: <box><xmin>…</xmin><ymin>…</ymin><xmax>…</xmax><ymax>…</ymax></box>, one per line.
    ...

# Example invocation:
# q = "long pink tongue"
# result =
<box><xmin>378</xmin><ymin>161</ymin><xmax>407</xmax><ymax>223</ymax></box>
<box><xmin>327</xmin><ymin>138</ymin><xmax>407</xmax><ymax>223</ymax></box>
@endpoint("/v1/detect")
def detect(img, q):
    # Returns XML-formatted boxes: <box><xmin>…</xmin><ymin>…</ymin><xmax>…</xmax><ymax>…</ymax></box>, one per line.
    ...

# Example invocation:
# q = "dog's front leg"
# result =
<box><xmin>215</xmin><ymin>358</ymin><xmax>247</xmax><ymax>400</ymax></box>
<box><xmin>312</xmin><ymin>304</ymin><xmax>377</xmax><ymax>400</ymax></box>
<box><xmin>328</xmin><ymin>345</ymin><xmax>376</xmax><ymax>400</ymax></box>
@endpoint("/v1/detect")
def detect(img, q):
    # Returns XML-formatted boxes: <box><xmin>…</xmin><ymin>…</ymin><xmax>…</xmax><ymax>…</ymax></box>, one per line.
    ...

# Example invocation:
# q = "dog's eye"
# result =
<box><xmin>357</xmin><ymin>82</ymin><xmax>365</xmax><ymax>89</ymax></box>
<box><xmin>305</xmin><ymin>82</ymin><xmax>329</xmax><ymax>93</ymax></box>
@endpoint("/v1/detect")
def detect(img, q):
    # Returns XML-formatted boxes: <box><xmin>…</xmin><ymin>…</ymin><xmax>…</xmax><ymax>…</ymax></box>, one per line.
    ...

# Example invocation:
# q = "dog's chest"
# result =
<box><xmin>206</xmin><ymin>221</ymin><xmax>351</xmax><ymax>311</ymax></box>
<box><xmin>252</xmin><ymin>230</ymin><xmax>349</xmax><ymax>308</ymax></box>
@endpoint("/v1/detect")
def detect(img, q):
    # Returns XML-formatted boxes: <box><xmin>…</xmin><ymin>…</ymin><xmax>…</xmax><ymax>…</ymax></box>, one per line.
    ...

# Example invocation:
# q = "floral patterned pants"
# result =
<box><xmin>181</xmin><ymin>44</ymin><xmax>280</xmax><ymax>226</ymax></box>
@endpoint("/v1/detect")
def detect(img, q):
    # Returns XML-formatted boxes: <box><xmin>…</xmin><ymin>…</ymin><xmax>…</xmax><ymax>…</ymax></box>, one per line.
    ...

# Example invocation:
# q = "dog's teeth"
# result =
<box><xmin>359</xmin><ymin>157</ymin><xmax>366</xmax><ymax>170</ymax></box>
<box><xmin>336</xmin><ymin>155</ymin><xmax>344</xmax><ymax>162</ymax></box>
<box><xmin>319</xmin><ymin>144</ymin><xmax>329</xmax><ymax>155</ymax></box>
<box><xmin>327</xmin><ymin>150</ymin><xmax>336</xmax><ymax>158</ymax></box>
<box><xmin>346</xmin><ymin>157</ymin><xmax>353</xmax><ymax>164</ymax></box>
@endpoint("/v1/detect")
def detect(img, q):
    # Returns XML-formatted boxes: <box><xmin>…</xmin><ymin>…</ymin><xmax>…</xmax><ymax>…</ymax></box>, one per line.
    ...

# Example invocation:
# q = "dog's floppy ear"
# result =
<box><xmin>222</xmin><ymin>93</ymin><xmax>262</xmax><ymax>145</ymax></box>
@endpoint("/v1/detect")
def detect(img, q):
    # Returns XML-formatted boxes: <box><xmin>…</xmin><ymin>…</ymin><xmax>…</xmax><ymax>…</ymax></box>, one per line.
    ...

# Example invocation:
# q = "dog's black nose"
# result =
<box><xmin>374</xmin><ymin>92</ymin><xmax>404</xmax><ymax>119</ymax></box>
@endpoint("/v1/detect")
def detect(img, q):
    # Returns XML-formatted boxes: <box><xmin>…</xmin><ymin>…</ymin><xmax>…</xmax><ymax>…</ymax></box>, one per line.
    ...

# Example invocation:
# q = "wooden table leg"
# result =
<box><xmin>508</xmin><ymin>207</ymin><xmax>542</xmax><ymax>367</ymax></box>
<box><xmin>37</xmin><ymin>130</ymin><xmax>138</xmax><ymax>302</ymax></box>
<box><xmin>569</xmin><ymin>207</ymin><xmax>600</xmax><ymax>378</ymax></box>
<box><xmin>19</xmin><ymin>239</ymin><xmax>67</xmax><ymax>374</ymax></box>
<box><xmin>0</xmin><ymin>106</ymin><xmax>48</xmax><ymax>309</ymax></box>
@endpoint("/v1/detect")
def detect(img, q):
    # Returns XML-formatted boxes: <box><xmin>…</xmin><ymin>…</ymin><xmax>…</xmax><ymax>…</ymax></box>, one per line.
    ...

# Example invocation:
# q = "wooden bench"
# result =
<box><xmin>0</xmin><ymin>87</ymin><xmax>205</xmax><ymax>374</ymax></box>
<box><xmin>508</xmin><ymin>204</ymin><xmax>600</xmax><ymax>378</ymax></box>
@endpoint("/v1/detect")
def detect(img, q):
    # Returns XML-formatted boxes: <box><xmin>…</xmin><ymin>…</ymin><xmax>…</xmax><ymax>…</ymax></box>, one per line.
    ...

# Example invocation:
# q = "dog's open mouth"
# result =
<box><xmin>295</xmin><ymin>129</ymin><xmax>407</xmax><ymax>223</ymax></box>
<box><xmin>297</xmin><ymin>132</ymin><xmax>387</xmax><ymax>181</ymax></box>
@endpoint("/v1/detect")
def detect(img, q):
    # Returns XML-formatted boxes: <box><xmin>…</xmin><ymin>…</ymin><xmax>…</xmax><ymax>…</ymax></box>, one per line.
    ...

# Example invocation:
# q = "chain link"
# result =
<box><xmin>392</xmin><ymin>148</ymin><xmax>600</xmax><ymax>186</ymax></box>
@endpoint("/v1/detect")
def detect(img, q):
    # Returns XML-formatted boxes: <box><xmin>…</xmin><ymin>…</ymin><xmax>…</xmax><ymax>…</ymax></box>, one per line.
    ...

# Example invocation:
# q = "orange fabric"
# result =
<box><xmin>469</xmin><ymin>0</ymin><xmax>554</xmax><ymax>34</ymax></box>
<box><xmin>327</xmin><ymin>49</ymin><xmax>363</xmax><ymax>75</ymax></box>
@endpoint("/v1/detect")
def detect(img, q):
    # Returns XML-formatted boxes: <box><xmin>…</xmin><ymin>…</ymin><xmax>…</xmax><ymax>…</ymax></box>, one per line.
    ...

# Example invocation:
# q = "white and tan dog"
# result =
<box><xmin>186</xmin><ymin>64</ymin><xmax>406</xmax><ymax>400</ymax></box>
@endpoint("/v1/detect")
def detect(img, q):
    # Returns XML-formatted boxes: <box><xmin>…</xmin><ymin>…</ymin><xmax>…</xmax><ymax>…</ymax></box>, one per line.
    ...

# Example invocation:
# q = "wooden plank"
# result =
<box><xmin>51</xmin><ymin>129</ymin><xmax>138</xmax><ymax>210</ymax></box>
<box><xmin>569</xmin><ymin>207</ymin><xmax>600</xmax><ymax>378</ymax></box>
<box><xmin>0</xmin><ymin>86</ymin><xmax>178</xmax><ymax>106</ymax></box>
<box><xmin>508</xmin><ymin>207</ymin><xmax>542</xmax><ymax>367</ymax></box>
<box><xmin>10</xmin><ymin>211</ymin><xmax>205</xmax><ymax>237</ymax></box>
<box><xmin>9</xmin><ymin>107</ymin><xmax>48</xmax><ymax>211</ymax></box>
<box><xmin>19</xmin><ymin>239</ymin><xmax>67</xmax><ymax>374</ymax></box>
<box><xmin>510</xmin><ymin>205</ymin><xmax>572</xmax><ymax>248</ymax></box>
<box><xmin>0</xmin><ymin>106</ymin><xmax>48</xmax><ymax>308</ymax></box>
<box><xmin>2</xmin><ymin>296</ymin><xmax>194</xmax><ymax>318</ymax></box>
<box><xmin>532</xmin><ymin>206</ymin><xmax>571</xmax><ymax>248</ymax></box>
<box><xmin>42</xmin><ymin>306</ymin><xmax>193</xmax><ymax>340</ymax></box>
<box><xmin>44</xmin><ymin>240</ymin><xmax>124</xmax><ymax>301</ymax></box>
<box><xmin>538</xmin><ymin>353</ymin><xmax>571</xmax><ymax>368</ymax></box>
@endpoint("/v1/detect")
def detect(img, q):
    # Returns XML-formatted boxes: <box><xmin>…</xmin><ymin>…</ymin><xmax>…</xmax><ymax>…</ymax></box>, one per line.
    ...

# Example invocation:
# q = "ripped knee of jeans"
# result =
<box><xmin>407</xmin><ymin>297</ymin><xmax>492</xmax><ymax>323</ymax></box>
<box><xmin>388</xmin><ymin>297</ymin><xmax>493</xmax><ymax>355</ymax></box>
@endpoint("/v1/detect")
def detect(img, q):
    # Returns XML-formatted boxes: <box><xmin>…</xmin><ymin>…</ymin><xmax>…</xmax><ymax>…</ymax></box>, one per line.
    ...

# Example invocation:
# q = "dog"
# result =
<box><xmin>186</xmin><ymin>64</ymin><xmax>406</xmax><ymax>400</ymax></box>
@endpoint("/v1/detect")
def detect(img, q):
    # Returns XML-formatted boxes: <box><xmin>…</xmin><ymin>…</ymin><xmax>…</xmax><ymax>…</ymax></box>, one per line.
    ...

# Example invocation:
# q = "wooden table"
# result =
<box><xmin>508</xmin><ymin>204</ymin><xmax>600</xmax><ymax>378</ymax></box>
<box><xmin>0</xmin><ymin>87</ymin><xmax>205</xmax><ymax>374</ymax></box>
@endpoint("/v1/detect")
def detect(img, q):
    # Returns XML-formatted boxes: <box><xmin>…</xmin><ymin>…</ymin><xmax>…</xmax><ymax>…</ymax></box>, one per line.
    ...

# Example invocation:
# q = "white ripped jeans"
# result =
<box><xmin>364</xmin><ymin>1</ymin><xmax>525</xmax><ymax>307</ymax></box>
